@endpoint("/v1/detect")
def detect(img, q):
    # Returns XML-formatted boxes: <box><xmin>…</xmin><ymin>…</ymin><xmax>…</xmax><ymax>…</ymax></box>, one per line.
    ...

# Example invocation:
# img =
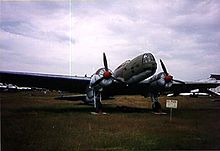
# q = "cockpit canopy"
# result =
<box><xmin>142</xmin><ymin>53</ymin><xmax>155</xmax><ymax>63</ymax></box>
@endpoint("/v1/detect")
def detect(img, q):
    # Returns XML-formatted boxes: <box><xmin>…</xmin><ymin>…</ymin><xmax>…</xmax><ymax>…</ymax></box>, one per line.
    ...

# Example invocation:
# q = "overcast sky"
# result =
<box><xmin>0</xmin><ymin>0</ymin><xmax>220</xmax><ymax>81</ymax></box>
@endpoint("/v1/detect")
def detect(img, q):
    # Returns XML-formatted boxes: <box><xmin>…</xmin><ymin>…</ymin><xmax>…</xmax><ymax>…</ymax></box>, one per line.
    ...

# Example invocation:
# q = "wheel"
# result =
<box><xmin>152</xmin><ymin>102</ymin><xmax>161</xmax><ymax>112</ymax></box>
<box><xmin>95</xmin><ymin>99</ymin><xmax>102</xmax><ymax>113</ymax></box>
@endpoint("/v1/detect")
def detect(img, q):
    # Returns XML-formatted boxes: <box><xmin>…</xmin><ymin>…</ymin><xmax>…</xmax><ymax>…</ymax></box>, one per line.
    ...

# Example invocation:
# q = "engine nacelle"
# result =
<box><xmin>147</xmin><ymin>72</ymin><xmax>173</xmax><ymax>89</ymax></box>
<box><xmin>87</xmin><ymin>68</ymin><xmax>114</xmax><ymax>105</ymax></box>
<box><xmin>90</xmin><ymin>68</ymin><xmax>113</xmax><ymax>88</ymax></box>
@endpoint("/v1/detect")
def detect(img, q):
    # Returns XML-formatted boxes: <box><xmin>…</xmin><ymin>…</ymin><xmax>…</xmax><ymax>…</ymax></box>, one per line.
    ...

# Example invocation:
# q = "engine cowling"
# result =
<box><xmin>148</xmin><ymin>72</ymin><xmax>173</xmax><ymax>89</ymax></box>
<box><xmin>90</xmin><ymin>68</ymin><xmax>113</xmax><ymax>88</ymax></box>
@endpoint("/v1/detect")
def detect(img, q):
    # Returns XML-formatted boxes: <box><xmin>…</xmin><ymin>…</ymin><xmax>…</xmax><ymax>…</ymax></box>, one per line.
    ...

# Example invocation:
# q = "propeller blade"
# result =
<box><xmin>103</xmin><ymin>53</ymin><xmax>108</xmax><ymax>71</ymax></box>
<box><xmin>173</xmin><ymin>79</ymin><xmax>185</xmax><ymax>84</ymax></box>
<box><xmin>160</xmin><ymin>59</ymin><xmax>168</xmax><ymax>75</ymax></box>
<box><xmin>91</xmin><ymin>77</ymin><xmax>104</xmax><ymax>87</ymax></box>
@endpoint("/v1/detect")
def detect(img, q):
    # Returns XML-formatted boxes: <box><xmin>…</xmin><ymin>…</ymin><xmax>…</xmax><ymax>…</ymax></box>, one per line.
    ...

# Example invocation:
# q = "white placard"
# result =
<box><xmin>166</xmin><ymin>100</ymin><xmax>178</xmax><ymax>108</ymax></box>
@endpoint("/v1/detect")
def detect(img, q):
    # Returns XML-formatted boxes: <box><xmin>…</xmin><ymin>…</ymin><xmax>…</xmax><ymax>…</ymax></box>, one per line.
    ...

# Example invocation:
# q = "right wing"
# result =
<box><xmin>0</xmin><ymin>71</ymin><xmax>90</xmax><ymax>93</ymax></box>
<box><xmin>101</xmin><ymin>79</ymin><xmax>220</xmax><ymax>97</ymax></box>
<box><xmin>166</xmin><ymin>81</ymin><xmax>220</xmax><ymax>96</ymax></box>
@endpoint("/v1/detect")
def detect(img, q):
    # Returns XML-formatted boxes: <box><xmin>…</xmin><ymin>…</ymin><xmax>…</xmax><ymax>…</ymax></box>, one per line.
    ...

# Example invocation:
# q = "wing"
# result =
<box><xmin>101</xmin><ymin>80</ymin><xmax>219</xmax><ymax>97</ymax></box>
<box><xmin>166</xmin><ymin>81</ymin><xmax>220</xmax><ymax>95</ymax></box>
<box><xmin>0</xmin><ymin>71</ymin><xmax>90</xmax><ymax>93</ymax></box>
<box><xmin>1</xmin><ymin>71</ymin><xmax>219</xmax><ymax>96</ymax></box>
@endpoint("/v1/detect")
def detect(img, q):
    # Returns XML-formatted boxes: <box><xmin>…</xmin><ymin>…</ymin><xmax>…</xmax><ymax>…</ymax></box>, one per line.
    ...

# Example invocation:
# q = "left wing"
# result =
<box><xmin>0</xmin><ymin>71</ymin><xmax>90</xmax><ymax>93</ymax></box>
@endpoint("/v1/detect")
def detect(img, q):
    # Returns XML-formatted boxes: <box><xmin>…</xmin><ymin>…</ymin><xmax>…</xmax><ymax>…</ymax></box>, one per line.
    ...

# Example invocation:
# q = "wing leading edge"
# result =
<box><xmin>0</xmin><ymin>71</ymin><xmax>90</xmax><ymax>93</ymax></box>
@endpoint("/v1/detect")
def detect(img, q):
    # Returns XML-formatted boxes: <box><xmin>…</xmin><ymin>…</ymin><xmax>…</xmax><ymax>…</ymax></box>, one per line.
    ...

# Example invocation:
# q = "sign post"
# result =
<box><xmin>166</xmin><ymin>100</ymin><xmax>178</xmax><ymax>121</ymax></box>
<box><xmin>170</xmin><ymin>108</ymin><xmax>173</xmax><ymax>121</ymax></box>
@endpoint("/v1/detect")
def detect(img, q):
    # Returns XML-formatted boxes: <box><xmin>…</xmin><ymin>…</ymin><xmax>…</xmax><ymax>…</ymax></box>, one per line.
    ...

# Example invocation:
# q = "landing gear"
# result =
<box><xmin>150</xmin><ymin>93</ymin><xmax>162</xmax><ymax>113</ymax></box>
<box><xmin>93</xmin><ymin>91</ymin><xmax>103</xmax><ymax>114</ymax></box>
<box><xmin>152</xmin><ymin>102</ymin><xmax>162</xmax><ymax>113</ymax></box>
<box><xmin>87</xmin><ymin>86</ymin><xmax>104</xmax><ymax>114</ymax></box>
<box><xmin>95</xmin><ymin>97</ymin><xmax>102</xmax><ymax>113</ymax></box>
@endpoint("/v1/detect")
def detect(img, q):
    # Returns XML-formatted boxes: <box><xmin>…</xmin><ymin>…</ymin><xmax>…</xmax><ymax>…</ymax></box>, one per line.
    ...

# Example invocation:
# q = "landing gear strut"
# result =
<box><xmin>95</xmin><ymin>97</ymin><xmax>102</xmax><ymax>113</ymax></box>
<box><xmin>93</xmin><ymin>91</ymin><xmax>103</xmax><ymax>113</ymax></box>
<box><xmin>150</xmin><ymin>93</ymin><xmax>162</xmax><ymax>113</ymax></box>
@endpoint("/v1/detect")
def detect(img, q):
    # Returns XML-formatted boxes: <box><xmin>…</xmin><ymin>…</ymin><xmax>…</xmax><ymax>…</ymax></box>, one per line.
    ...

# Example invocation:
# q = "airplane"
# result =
<box><xmin>0</xmin><ymin>52</ymin><xmax>219</xmax><ymax>113</ymax></box>
<box><xmin>0</xmin><ymin>83</ymin><xmax>7</xmax><ymax>91</ymax></box>
<box><xmin>0</xmin><ymin>82</ymin><xmax>32</xmax><ymax>92</ymax></box>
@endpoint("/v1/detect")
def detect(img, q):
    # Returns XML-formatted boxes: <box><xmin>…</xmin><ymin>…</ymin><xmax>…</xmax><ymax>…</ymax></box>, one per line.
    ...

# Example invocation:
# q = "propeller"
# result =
<box><xmin>91</xmin><ymin>53</ymin><xmax>124</xmax><ymax>87</ymax></box>
<box><xmin>160</xmin><ymin>59</ymin><xmax>185</xmax><ymax>84</ymax></box>
<box><xmin>90</xmin><ymin>53</ymin><xmax>125</xmax><ymax>113</ymax></box>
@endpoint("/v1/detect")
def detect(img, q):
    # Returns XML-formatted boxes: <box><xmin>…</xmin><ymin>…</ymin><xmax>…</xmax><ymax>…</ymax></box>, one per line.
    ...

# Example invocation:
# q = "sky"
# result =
<box><xmin>0</xmin><ymin>0</ymin><xmax>220</xmax><ymax>81</ymax></box>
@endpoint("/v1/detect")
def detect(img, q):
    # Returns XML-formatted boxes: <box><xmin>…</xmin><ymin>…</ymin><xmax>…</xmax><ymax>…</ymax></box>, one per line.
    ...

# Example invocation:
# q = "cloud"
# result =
<box><xmin>0</xmin><ymin>0</ymin><xmax>220</xmax><ymax>80</ymax></box>
<box><xmin>0</xmin><ymin>1</ymin><xmax>72</xmax><ymax>74</ymax></box>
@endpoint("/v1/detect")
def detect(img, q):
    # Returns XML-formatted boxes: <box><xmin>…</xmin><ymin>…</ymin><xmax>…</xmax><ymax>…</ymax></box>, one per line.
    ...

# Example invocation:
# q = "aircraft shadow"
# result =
<box><xmin>15</xmin><ymin>104</ymin><xmax>151</xmax><ymax>114</ymax></box>
<box><xmin>108</xmin><ymin>105</ymin><xmax>150</xmax><ymax>113</ymax></box>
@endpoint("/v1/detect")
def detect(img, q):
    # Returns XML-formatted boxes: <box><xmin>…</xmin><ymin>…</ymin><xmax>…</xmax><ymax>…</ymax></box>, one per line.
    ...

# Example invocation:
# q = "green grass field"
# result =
<box><xmin>1</xmin><ymin>91</ymin><xmax>220</xmax><ymax>151</ymax></box>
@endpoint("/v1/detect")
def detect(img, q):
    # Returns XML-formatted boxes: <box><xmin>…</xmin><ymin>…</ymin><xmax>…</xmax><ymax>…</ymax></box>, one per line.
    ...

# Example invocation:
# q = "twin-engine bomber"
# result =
<box><xmin>0</xmin><ymin>52</ymin><xmax>219</xmax><ymax>113</ymax></box>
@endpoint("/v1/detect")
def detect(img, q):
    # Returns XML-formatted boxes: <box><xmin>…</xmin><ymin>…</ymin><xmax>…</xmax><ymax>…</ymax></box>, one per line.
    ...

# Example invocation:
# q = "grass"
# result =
<box><xmin>1</xmin><ymin>91</ymin><xmax>220</xmax><ymax>151</ymax></box>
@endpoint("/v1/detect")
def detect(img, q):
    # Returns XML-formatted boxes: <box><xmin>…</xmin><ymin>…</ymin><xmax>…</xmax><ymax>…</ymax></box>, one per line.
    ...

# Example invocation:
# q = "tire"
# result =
<box><xmin>95</xmin><ymin>99</ymin><xmax>102</xmax><ymax>113</ymax></box>
<box><xmin>152</xmin><ymin>102</ymin><xmax>161</xmax><ymax>112</ymax></box>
